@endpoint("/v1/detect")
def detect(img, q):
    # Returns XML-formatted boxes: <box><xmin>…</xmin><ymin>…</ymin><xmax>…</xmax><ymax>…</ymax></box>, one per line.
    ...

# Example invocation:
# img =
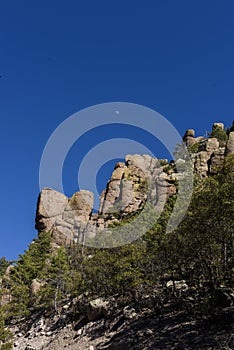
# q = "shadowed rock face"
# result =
<box><xmin>35</xmin><ymin>189</ymin><xmax>69</xmax><ymax>232</ymax></box>
<box><xmin>35</xmin><ymin>122</ymin><xmax>232</xmax><ymax>247</ymax></box>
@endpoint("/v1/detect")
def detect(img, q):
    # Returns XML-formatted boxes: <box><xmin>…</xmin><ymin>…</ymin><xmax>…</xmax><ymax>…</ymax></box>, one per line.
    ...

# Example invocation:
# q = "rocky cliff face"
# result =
<box><xmin>35</xmin><ymin>154</ymin><xmax>174</xmax><ymax>247</ymax></box>
<box><xmin>35</xmin><ymin>122</ymin><xmax>234</xmax><ymax>247</ymax></box>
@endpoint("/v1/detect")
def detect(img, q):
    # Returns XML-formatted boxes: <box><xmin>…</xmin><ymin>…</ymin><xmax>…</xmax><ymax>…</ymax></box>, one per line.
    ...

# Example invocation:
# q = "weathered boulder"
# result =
<box><xmin>183</xmin><ymin>129</ymin><xmax>195</xmax><ymax>147</ymax></box>
<box><xmin>36</xmin><ymin>189</ymin><xmax>94</xmax><ymax>246</ymax></box>
<box><xmin>87</xmin><ymin>298</ymin><xmax>108</xmax><ymax>321</ymax></box>
<box><xmin>183</xmin><ymin>129</ymin><xmax>205</xmax><ymax>149</ymax></box>
<box><xmin>36</xmin><ymin>188</ymin><xmax>68</xmax><ymax>219</ymax></box>
<box><xmin>184</xmin><ymin>129</ymin><xmax>195</xmax><ymax>137</ymax></box>
<box><xmin>35</xmin><ymin>189</ymin><xmax>68</xmax><ymax>232</ymax></box>
<box><xmin>31</xmin><ymin>279</ymin><xmax>45</xmax><ymax>295</ymax></box>
<box><xmin>166</xmin><ymin>280</ymin><xmax>188</xmax><ymax>292</ymax></box>
<box><xmin>213</xmin><ymin>122</ymin><xmax>224</xmax><ymax>130</ymax></box>
<box><xmin>123</xmin><ymin>305</ymin><xmax>137</xmax><ymax>319</ymax></box>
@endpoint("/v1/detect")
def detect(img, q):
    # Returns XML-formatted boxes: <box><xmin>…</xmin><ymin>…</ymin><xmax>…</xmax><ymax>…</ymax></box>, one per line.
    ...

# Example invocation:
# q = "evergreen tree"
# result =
<box><xmin>37</xmin><ymin>247</ymin><xmax>75</xmax><ymax>311</ymax></box>
<box><xmin>5</xmin><ymin>231</ymin><xmax>52</xmax><ymax>317</ymax></box>
<box><xmin>208</xmin><ymin>125</ymin><xmax>228</xmax><ymax>147</ymax></box>
<box><xmin>0</xmin><ymin>259</ymin><xmax>10</xmax><ymax>279</ymax></box>
<box><xmin>0</xmin><ymin>307</ymin><xmax>12</xmax><ymax>350</ymax></box>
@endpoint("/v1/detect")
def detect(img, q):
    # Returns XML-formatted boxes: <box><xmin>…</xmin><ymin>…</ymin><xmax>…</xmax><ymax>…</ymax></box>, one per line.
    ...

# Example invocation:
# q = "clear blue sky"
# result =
<box><xmin>1</xmin><ymin>0</ymin><xmax>234</xmax><ymax>260</ymax></box>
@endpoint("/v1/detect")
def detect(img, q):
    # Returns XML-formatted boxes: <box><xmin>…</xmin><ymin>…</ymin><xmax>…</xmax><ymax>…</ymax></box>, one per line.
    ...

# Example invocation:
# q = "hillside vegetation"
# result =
<box><xmin>0</xmin><ymin>145</ymin><xmax>234</xmax><ymax>349</ymax></box>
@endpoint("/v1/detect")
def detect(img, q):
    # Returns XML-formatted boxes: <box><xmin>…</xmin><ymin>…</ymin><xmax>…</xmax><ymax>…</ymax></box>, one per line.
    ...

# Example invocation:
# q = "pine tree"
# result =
<box><xmin>37</xmin><ymin>247</ymin><xmax>75</xmax><ymax>312</ymax></box>
<box><xmin>5</xmin><ymin>231</ymin><xmax>52</xmax><ymax>317</ymax></box>
<box><xmin>0</xmin><ymin>259</ymin><xmax>10</xmax><ymax>279</ymax></box>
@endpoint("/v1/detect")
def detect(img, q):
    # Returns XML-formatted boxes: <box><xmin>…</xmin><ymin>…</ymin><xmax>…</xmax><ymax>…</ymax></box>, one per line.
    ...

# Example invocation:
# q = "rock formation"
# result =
<box><xmin>35</xmin><ymin>121</ymin><xmax>233</xmax><ymax>247</ymax></box>
<box><xmin>36</xmin><ymin>189</ymin><xmax>94</xmax><ymax>247</ymax></box>
<box><xmin>36</xmin><ymin>154</ymin><xmax>175</xmax><ymax>246</ymax></box>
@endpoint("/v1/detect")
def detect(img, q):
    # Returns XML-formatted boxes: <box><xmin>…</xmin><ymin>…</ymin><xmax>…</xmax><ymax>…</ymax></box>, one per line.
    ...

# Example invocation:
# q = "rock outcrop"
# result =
<box><xmin>36</xmin><ymin>154</ymin><xmax>175</xmax><ymax>246</ymax></box>
<box><xmin>183</xmin><ymin>128</ymin><xmax>196</xmax><ymax>147</ymax></box>
<box><xmin>99</xmin><ymin>154</ymin><xmax>165</xmax><ymax>215</ymax></box>
<box><xmin>193</xmin><ymin>138</ymin><xmax>221</xmax><ymax>176</ymax></box>
<box><xmin>35</xmin><ymin>121</ymin><xmax>233</xmax><ymax>247</ymax></box>
<box><xmin>183</xmin><ymin>128</ymin><xmax>205</xmax><ymax>148</ymax></box>
<box><xmin>36</xmin><ymin>189</ymin><xmax>94</xmax><ymax>247</ymax></box>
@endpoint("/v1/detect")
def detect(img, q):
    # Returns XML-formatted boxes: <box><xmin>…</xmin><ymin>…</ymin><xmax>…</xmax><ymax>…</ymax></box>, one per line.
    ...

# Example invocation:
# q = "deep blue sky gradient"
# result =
<box><xmin>1</xmin><ymin>0</ymin><xmax>234</xmax><ymax>260</ymax></box>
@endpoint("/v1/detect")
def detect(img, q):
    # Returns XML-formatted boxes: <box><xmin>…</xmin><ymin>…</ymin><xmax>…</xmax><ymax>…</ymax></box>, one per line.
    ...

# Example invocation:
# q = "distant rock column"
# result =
<box><xmin>212</xmin><ymin>122</ymin><xmax>224</xmax><ymax>130</ymax></box>
<box><xmin>183</xmin><ymin>129</ymin><xmax>195</xmax><ymax>147</ymax></box>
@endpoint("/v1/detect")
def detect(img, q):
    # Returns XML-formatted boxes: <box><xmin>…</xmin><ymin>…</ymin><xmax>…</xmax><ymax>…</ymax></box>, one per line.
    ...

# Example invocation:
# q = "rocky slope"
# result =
<box><xmin>11</xmin><ymin>294</ymin><xmax>234</xmax><ymax>350</ymax></box>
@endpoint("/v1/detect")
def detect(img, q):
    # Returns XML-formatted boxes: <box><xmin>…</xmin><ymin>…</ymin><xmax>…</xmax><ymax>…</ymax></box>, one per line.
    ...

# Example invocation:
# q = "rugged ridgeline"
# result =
<box><xmin>35</xmin><ymin>122</ymin><xmax>234</xmax><ymax>248</ymax></box>
<box><xmin>1</xmin><ymin>121</ymin><xmax>234</xmax><ymax>350</ymax></box>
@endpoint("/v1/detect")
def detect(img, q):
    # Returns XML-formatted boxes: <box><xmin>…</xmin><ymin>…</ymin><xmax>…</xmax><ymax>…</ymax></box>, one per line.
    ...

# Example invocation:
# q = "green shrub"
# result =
<box><xmin>208</xmin><ymin>125</ymin><xmax>228</xmax><ymax>147</ymax></box>
<box><xmin>189</xmin><ymin>142</ymin><xmax>199</xmax><ymax>154</ymax></box>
